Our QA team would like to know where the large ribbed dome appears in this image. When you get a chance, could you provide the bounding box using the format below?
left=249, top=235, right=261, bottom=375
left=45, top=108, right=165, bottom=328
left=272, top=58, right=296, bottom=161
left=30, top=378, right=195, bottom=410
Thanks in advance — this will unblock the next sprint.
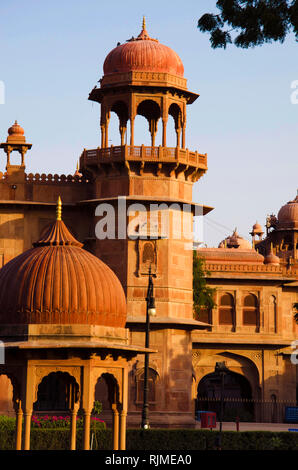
left=0, top=208, right=126, bottom=327
left=103, top=19, right=184, bottom=78
left=277, top=194, right=298, bottom=229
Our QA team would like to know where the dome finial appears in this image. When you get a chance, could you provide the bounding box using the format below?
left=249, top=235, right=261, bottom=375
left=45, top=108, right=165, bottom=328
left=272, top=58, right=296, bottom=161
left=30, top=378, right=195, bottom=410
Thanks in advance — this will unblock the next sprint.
left=56, top=196, right=62, bottom=221
left=134, top=15, right=153, bottom=41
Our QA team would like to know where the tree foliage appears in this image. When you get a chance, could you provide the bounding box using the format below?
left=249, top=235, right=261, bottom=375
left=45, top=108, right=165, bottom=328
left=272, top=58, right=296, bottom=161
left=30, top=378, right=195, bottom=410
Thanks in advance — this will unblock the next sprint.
left=193, top=252, right=216, bottom=317
left=198, top=0, right=298, bottom=48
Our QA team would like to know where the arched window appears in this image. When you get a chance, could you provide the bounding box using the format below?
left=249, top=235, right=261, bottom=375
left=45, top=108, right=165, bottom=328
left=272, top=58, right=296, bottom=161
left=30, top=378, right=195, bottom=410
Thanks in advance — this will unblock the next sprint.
left=269, top=295, right=277, bottom=333
left=218, top=293, right=234, bottom=326
left=136, top=368, right=158, bottom=403
left=196, top=307, right=212, bottom=325
left=243, top=294, right=259, bottom=326
left=142, top=242, right=155, bottom=265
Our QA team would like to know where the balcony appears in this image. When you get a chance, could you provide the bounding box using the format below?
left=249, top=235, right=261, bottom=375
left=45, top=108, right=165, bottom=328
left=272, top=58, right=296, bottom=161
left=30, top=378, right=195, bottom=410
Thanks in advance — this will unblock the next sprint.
left=80, top=145, right=207, bottom=181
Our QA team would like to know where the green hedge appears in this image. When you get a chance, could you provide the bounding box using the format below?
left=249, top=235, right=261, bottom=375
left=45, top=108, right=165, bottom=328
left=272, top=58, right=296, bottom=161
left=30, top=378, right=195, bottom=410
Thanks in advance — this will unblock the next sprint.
left=126, top=429, right=298, bottom=451
left=0, top=427, right=113, bottom=451
left=1, top=425, right=298, bottom=450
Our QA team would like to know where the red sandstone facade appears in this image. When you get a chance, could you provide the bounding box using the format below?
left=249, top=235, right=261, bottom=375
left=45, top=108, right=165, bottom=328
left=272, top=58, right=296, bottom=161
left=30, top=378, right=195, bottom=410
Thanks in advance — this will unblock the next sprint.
left=0, top=20, right=297, bottom=428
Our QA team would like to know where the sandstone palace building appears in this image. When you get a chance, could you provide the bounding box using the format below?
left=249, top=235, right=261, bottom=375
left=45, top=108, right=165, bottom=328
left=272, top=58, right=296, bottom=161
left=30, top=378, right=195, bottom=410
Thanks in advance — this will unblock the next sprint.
left=0, top=20, right=297, bottom=442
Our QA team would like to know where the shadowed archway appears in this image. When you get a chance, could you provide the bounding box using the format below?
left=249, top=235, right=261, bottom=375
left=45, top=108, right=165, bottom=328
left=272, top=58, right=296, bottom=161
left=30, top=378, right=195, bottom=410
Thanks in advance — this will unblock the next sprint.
left=197, top=369, right=254, bottom=421
left=34, top=371, right=79, bottom=412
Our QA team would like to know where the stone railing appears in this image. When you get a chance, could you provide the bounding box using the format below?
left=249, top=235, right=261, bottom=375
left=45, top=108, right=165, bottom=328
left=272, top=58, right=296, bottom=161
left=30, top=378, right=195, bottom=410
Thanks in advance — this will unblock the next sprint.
left=0, top=170, right=90, bottom=184
left=81, top=145, right=207, bottom=168
left=25, top=173, right=89, bottom=183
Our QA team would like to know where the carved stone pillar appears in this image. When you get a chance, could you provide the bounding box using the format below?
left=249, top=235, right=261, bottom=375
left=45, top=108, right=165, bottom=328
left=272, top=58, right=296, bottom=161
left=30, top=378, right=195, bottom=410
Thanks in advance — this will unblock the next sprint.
left=100, top=124, right=105, bottom=149
left=21, top=148, right=26, bottom=166
left=182, top=123, right=186, bottom=149
left=82, top=363, right=93, bottom=451
left=119, top=124, right=127, bottom=146
left=6, top=147, right=11, bottom=167
left=23, top=409, right=32, bottom=450
left=150, top=119, right=158, bottom=147
left=70, top=402, right=79, bottom=450
left=22, top=365, right=34, bottom=451
left=14, top=399, right=23, bottom=451
left=104, top=113, right=110, bottom=149
left=162, top=118, right=168, bottom=147
left=119, top=367, right=128, bottom=450
left=83, top=411, right=91, bottom=450
left=119, top=407, right=127, bottom=450
left=130, top=117, right=135, bottom=147
left=176, top=126, right=181, bottom=148
left=112, top=403, right=119, bottom=450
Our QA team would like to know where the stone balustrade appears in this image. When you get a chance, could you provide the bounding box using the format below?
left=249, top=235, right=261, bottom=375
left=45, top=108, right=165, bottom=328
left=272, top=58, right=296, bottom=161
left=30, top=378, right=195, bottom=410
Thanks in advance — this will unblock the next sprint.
left=80, top=145, right=207, bottom=169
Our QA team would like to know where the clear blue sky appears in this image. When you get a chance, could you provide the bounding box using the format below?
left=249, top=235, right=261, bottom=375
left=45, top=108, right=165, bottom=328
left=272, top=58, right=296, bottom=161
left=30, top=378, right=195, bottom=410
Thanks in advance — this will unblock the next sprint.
left=0, top=0, right=297, bottom=247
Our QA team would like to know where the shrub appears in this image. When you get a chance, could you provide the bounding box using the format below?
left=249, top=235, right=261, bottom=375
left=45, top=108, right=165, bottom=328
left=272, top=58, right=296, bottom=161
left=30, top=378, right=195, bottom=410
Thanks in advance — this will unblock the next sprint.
left=1, top=419, right=298, bottom=451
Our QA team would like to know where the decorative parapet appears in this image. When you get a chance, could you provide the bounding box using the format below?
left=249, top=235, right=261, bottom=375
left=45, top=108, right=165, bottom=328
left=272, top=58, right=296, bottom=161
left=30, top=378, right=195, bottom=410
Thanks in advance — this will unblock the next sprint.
left=205, top=262, right=283, bottom=274
left=0, top=171, right=90, bottom=184
left=25, top=173, right=89, bottom=184
left=80, top=145, right=207, bottom=181
left=204, top=262, right=298, bottom=281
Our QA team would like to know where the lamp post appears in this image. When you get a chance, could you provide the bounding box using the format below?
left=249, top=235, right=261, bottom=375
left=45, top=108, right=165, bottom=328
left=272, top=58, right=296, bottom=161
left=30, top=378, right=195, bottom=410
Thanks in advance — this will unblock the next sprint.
left=141, top=267, right=156, bottom=430
left=214, top=361, right=229, bottom=450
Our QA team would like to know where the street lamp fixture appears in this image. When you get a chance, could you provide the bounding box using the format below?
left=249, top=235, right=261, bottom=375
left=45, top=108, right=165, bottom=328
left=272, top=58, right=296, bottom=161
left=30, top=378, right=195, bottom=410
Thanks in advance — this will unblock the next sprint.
left=141, top=267, right=156, bottom=430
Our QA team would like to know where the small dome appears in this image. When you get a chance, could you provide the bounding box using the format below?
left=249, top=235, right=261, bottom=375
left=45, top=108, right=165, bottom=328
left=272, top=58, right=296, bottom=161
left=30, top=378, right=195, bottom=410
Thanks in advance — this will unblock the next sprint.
left=103, top=20, right=184, bottom=78
left=219, top=229, right=252, bottom=250
left=0, top=207, right=126, bottom=327
left=8, top=120, right=24, bottom=136
left=264, top=247, right=280, bottom=266
left=252, top=222, right=263, bottom=232
left=277, top=194, right=298, bottom=228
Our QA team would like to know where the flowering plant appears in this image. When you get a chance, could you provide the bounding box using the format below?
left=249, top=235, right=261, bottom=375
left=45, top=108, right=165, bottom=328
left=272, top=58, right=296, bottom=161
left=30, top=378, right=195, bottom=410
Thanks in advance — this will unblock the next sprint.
left=31, top=415, right=105, bottom=428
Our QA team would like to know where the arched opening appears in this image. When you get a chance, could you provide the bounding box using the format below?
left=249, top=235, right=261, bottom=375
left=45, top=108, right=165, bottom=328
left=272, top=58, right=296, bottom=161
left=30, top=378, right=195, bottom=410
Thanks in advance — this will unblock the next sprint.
left=133, top=115, right=152, bottom=146
left=94, top=373, right=119, bottom=428
left=135, top=367, right=158, bottom=405
left=269, top=295, right=277, bottom=333
left=243, top=294, right=259, bottom=327
left=0, top=374, right=14, bottom=416
left=110, top=100, right=129, bottom=146
left=108, top=111, right=121, bottom=147
left=196, top=369, right=254, bottom=421
left=168, top=103, right=182, bottom=148
left=135, top=100, right=161, bottom=147
left=218, top=293, right=235, bottom=328
left=34, top=372, right=79, bottom=412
